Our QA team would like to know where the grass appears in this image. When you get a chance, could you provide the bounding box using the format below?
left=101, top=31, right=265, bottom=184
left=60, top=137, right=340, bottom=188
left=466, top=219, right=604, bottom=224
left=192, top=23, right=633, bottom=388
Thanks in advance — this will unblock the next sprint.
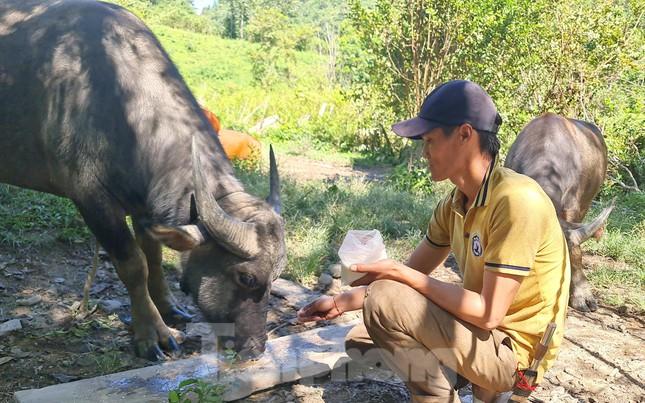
left=587, top=263, right=645, bottom=310
left=235, top=162, right=439, bottom=285
left=0, top=184, right=89, bottom=247
left=92, top=350, right=130, bottom=375
left=150, top=23, right=343, bottom=138
left=582, top=191, right=645, bottom=311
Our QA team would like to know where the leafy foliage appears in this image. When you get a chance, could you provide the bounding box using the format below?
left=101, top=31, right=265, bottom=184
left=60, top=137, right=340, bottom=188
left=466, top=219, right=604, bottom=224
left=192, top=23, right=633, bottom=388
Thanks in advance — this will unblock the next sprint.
left=168, top=379, right=225, bottom=403
left=342, top=0, right=644, bottom=188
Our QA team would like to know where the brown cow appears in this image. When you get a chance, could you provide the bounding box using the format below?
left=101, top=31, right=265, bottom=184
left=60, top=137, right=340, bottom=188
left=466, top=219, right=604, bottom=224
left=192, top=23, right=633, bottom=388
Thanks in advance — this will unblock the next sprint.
left=202, top=108, right=261, bottom=161
left=505, top=113, right=614, bottom=312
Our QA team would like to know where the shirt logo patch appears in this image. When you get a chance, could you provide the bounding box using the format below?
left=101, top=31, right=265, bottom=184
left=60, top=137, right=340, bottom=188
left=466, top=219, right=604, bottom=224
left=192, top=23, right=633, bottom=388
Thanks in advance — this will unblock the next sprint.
left=472, top=234, right=483, bottom=257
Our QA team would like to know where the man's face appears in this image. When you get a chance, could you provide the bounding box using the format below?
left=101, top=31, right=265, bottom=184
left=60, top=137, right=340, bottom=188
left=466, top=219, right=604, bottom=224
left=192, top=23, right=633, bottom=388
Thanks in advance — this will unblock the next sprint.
left=421, top=127, right=462, bottom=181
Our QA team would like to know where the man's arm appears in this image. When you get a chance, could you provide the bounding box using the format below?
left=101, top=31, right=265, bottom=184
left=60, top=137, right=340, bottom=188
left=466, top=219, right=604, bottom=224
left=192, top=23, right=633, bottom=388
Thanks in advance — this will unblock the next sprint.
left=402, top=267, right=522, bottom=330
left=405, top=238, right=451, bottom=275
left=351, top=258, right=523, bottom=330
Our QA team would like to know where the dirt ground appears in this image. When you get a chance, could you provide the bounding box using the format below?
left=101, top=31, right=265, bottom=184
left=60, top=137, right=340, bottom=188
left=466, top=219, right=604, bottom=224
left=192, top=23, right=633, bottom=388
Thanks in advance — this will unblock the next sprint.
left=1, top=154, right=643, bottom=403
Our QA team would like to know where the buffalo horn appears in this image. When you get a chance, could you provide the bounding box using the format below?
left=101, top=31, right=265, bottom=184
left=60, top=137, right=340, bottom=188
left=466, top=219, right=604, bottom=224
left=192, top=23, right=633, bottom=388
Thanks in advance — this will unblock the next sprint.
left=191, top=137, right=260, bottom=258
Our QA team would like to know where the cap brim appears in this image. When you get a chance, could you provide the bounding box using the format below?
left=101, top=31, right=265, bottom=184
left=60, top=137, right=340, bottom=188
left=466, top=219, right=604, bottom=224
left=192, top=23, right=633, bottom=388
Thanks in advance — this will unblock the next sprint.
left=391, top=117, right=441, bottom=139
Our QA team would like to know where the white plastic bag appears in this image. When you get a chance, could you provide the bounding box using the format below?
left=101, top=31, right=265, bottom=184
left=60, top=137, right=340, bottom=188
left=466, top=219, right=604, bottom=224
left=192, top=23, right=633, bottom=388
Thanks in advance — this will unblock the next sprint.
left=337, top=229, right=387, bottom=286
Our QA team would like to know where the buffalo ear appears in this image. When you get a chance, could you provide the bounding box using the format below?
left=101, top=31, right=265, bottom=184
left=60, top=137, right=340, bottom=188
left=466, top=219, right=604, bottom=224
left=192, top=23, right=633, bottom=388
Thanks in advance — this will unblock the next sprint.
left=147, top=224, right=207, bottom=251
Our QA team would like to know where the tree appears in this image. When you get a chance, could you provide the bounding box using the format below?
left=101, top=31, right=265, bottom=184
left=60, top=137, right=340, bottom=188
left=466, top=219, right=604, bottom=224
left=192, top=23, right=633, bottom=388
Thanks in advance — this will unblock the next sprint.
left=341, top=0, right=644, bottom=183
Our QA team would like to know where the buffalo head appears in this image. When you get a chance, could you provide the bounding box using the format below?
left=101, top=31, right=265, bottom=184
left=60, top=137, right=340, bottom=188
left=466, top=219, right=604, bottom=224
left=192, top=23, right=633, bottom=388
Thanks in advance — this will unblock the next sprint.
left=149, top=140, right=286, bottom=359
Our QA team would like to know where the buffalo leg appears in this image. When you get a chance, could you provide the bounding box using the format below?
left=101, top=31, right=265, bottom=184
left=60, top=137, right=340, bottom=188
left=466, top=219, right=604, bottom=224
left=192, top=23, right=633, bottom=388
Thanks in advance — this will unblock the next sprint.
left=568, top=241, right=598, bottom=312
left=132, top=219, right=193, bottom=324
left=75, top=203, right=180, bottom=360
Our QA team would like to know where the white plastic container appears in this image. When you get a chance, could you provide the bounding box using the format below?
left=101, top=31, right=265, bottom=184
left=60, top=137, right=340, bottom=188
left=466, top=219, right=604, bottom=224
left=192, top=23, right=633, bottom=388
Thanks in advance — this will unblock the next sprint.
left=337, top=229, right=387, bottom=286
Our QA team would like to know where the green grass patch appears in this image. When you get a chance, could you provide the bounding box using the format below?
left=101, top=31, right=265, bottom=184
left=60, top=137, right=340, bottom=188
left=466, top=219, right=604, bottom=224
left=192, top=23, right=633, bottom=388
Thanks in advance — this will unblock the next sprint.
left=583, top=192, right=644, bottom=267
left=92, top=350, right=130, bottom=375
left=235, top=163, right=439, bottom=285
left=168, top=379, right=226, bottom=403
left=41, top=317, right=113, bottom=339
left=582, top=191, right=644, bottom=310
left=587, top=263, right=645, bottom=311
left=0, top=184, right=90, bottom=247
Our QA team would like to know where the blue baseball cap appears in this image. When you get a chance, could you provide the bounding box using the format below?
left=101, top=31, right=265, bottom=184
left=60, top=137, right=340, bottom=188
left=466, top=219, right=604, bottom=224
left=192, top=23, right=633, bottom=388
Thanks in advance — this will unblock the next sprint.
left=392, top=80, right=502, bottom=139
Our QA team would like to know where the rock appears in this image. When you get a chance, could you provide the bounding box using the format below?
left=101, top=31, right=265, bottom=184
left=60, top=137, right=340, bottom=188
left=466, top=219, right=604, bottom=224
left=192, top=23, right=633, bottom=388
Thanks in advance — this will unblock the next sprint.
left=90, top=282, right=111, bottom=295
left=0, top=356, right=14, bottom=366
left=328, top=264, right=342, bottom=279
left=0, top=281, right=6, bottom=289
left=0, top=319, right=23, bottom=336
left=10, top=347, right=30, bottom=358
left=608, top=322, right=627, bottom=333
left=52, top=373, right=80, bottom=383
left=17, top=295, right=42, bottom=306
left=325, top=278, right=342, bottom=296
left=267, top=395, right=282, bottom=403
left=249, top=115, right=279, bottom=134
left=99, top=299, right=122, bottom=313
left=318, top=273, right=333, bottom=288
left=270, top=278, right=315, bottom=309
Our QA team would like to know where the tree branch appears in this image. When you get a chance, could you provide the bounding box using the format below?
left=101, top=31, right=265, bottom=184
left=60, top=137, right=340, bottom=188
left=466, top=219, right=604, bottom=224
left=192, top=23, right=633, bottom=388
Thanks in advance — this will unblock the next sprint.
left=609, top=156, right=641, bottom=192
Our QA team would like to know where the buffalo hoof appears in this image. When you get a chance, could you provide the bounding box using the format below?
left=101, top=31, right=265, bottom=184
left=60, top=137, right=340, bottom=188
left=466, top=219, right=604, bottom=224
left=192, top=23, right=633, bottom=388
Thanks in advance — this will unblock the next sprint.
left=166, top=336, right=182, bottom=359
left=161, top=306, right=194, bottom=325
left=118, top=312, right=132, bottom=327
left=570, top=292, right=598, bottom=312
left=135, top=342, right=166, bottom=362
left=134, top=334, right=183, bottom=361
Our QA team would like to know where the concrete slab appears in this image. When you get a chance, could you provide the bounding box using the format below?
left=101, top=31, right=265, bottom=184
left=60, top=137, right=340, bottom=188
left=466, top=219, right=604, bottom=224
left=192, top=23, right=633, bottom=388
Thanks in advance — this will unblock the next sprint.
left=14, top=320, right=359, bottom=403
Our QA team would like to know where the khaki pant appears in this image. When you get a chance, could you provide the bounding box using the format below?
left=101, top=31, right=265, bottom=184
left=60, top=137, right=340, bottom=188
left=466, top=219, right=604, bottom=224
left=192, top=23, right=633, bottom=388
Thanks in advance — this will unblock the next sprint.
left=345, top=280, right=517, bottom=403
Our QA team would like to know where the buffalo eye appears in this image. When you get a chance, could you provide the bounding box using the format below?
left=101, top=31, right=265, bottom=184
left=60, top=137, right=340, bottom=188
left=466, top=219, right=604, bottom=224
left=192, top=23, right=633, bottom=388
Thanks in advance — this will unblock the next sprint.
left=239, top=272, right=257, bottom=289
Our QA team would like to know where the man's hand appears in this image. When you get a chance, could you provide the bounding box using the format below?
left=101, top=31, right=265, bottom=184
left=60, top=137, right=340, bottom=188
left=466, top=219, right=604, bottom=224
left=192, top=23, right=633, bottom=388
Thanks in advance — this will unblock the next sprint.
left=297, top=287, right=368, bottom=323
left=297, top=296, right=342, bottom=322
left=349, top=259, right=410, bottom=287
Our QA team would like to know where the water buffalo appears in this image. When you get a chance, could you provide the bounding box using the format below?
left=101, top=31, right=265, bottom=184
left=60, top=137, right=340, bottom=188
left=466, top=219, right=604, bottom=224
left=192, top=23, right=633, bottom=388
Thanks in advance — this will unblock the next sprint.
left=505, top=113, right=613, bottom=312
left=0, top=0, right=286, bottom=360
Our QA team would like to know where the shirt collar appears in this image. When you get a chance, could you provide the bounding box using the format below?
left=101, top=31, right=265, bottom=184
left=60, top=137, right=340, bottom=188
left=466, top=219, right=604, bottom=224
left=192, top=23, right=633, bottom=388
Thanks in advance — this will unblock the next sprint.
left=451, top=155, right=497, bottom=214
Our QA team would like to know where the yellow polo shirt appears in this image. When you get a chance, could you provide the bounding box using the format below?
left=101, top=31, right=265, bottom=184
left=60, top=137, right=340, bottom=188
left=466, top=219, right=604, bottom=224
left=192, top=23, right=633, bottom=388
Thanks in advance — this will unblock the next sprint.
left=426, top=160, right=570, bottom=383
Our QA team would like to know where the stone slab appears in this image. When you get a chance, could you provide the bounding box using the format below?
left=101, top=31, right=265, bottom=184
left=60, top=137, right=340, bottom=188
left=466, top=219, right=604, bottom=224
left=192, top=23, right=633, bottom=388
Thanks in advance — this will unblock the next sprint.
left=0, top=319, right=22, bottom=336
left=14, top=320, right=359, bottom=403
